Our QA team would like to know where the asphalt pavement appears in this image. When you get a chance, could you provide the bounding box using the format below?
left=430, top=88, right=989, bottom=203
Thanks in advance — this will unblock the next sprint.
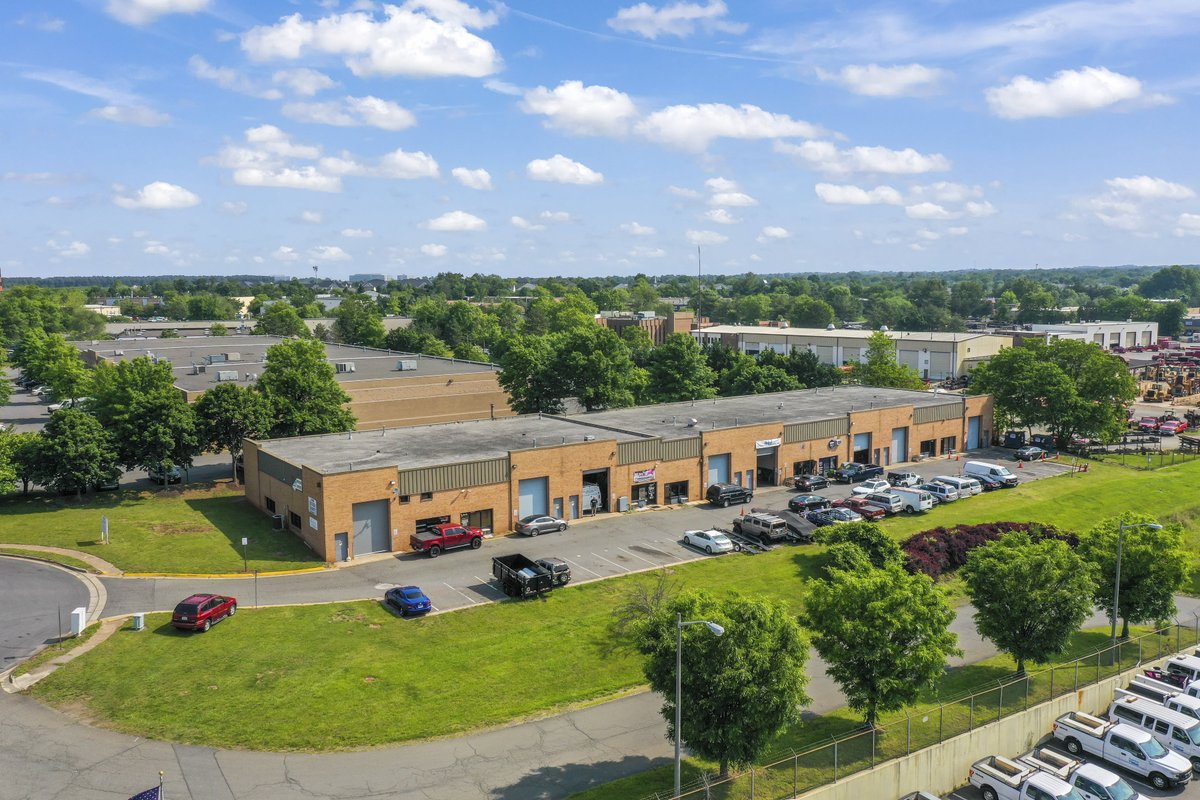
left=0, top=559, right=90, bottom=670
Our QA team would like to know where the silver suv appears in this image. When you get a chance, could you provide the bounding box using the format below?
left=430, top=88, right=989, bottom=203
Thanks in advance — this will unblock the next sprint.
left=732, top=512, right=789, bottom=544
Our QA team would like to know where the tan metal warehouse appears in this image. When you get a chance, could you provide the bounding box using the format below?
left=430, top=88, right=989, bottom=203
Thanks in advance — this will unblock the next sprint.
left=242, top=386, right=993, bottom=562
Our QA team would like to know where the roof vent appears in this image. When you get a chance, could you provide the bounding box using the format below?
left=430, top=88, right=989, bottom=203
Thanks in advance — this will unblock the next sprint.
left=583, top=435, right=595, bottom=441
left=880, top=325, right=889, bottom=332
left=826, top=323, right=835, bottom=331
left=686, top=418, right=698, bottom=427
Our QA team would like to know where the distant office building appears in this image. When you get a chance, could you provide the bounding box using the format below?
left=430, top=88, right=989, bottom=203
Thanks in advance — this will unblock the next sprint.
left=83, top=304, right=122, bottom=318
left=349, top=273, right=389, bottom=283
left=597, top=310, right=697, bottom=345
left=1014, top=321, right=1158, bottom=349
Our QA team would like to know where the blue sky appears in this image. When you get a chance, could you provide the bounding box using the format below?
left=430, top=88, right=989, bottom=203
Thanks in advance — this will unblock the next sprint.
left=4, top=0, right=1200, bottom=279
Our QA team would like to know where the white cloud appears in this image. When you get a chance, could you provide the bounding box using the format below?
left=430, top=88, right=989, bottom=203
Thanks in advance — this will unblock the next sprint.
left=704, top=208, right=738, bottom=224
left=310, top=244, right=351, bottom=261
left=520, top=80, right=637, bottom=136
left=422, top=210, right=486, bottom=231
left=511, top=216, right=545, bottom=231
left=188, top=55, right=282, bottom=99
left=106, top=0, right=208, bottom=26
left=906, top=202, right=958, bottom=220
left=87, top=105, right=170, bottom=127
left=272, top=68, right=338, bottom=96
left=47, top=239, right=90, bottom=257
left=282, top=95, right=417, bottom=131
left=758, top=226, right=790, bottom=241
left=1106, top=176, right=1194, bottom=200
left=483, top=78, right=522, bottom=96
left=113, top=181, right=200, bottom=210
left=965, top=201, right=997, bottom=218
left=237, top=167, right=342, bottom=192
left=300, top=210, right=324, bottom=223
left=637, top=103, right=822, bottom=152
left=705, top=177, right=739, bottom=193
left=710, top=191, right=757, bottom=207
left=451, top=167, right=493, bottom=190
left=1175, top=214, right=1200, bottom=237
left=668, top=185, right=702, bottom=199
left=776, top=140, right=950, bottom=175
left=814, top=183, right=903, bottom=205
left=686, top=229, right=728, bottom=245
left=819, top=63, right=946, bottom=97
left=420, top=243, right=448, bottom=257
left=241, top=3, right=501, bottom=79
left=219, top=201, right=247, bottom=215
left=620, top=221, right=656, bottom=235
left=985, top=67, right=1146, bottom=119
left=539, top=210, right=571, bottom=222
left=916, top=229, right=941, bottom=241
left=16, top=14, right=66, bottom=32
left=630, top=245, right=666, bottom=258
left=320, top=148, right=440, bottom=180
left=608, top=0, right=746, bottom=39
left=910, top=182, right=984, bottom=203
left=948, top=226, right=969, bottom=236
left=272, top=245, right=299, bottom=261
left=341, top=227, right=374, bottom=238
left=526, top=154, right=604, bottom=185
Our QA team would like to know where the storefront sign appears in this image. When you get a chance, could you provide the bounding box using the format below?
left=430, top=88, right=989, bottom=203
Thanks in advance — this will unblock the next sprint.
left=633, top=467, right=657, bottom=483
left=755, top=438, right=782, bottom=449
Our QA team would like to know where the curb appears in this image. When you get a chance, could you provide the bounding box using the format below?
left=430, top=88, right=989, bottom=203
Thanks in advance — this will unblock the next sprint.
left=122, top=565, right=330, bottom=579
left=0, top=552, right=95, bottom=574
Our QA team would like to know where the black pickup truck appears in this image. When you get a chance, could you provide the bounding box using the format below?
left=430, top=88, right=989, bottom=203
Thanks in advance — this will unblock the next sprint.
left=492, top=554, right=572, bottom=598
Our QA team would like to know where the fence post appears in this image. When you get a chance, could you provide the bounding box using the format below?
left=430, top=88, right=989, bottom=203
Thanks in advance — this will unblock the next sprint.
left=939, top=703, right=944, bottom=743
left=871, top=727, right=876, bottom=767
left=1074, top=658, right=1079, bottom=691
left=999, top=681, right=1004, bottom=721
left=1096, top=650, right=1101, bottom=685
left=1024, top=674, right=1030, bottom=711
left=793, top=751, right=798, bottom=797
left=834, top=738, right=839, bottom=782
left=907, top=712, right=912, bottom=755
left=1050, top=665, right=1055, bottom=699
left=969, top=694, right=974, bottom=731
left=750, top=767, right=755, bottom=800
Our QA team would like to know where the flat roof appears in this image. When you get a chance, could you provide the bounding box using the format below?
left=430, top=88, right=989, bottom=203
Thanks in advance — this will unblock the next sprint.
left=257, top=385, right=965, bottom=472
left=695, top=325, right=1007, bottom=343
left=74, top=335, right=496, bottom=392
left=257, top=413, right=647, bottom=473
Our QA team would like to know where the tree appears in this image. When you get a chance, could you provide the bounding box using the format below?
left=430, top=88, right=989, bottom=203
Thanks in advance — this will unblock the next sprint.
left=194, top=383, right=273, bottom=483
left=498, top=335, right=566, bottom=414
left=718, top=356, right=801, bottom=396
left=1078, top=514, right=1189, bottom=639
left=332, top=295, right=386, bottom=347
left=850, top=331, right=925, bottom=390
left=552, top=326, right=646, bottom=411
left=6, top=431, right=40, bottom=494
left=632, top=591, right=810, bottom=777
left=38, top=334, right=91, bottom=400
left=256, top=338, right=356, bottom=438
left=90, top=356, right=198, bottom=472
left=159, top=328, right=180, bottom=339
left=962, top=532, right=1095, bottom=674
left=788, top=296, right=835, bottom=328
left=757, top=349, right=843, bottom=388
left=29, top=409, right=120, bottom=498
left=645, top=333, right=716, bottom=403
left=258, top=303, right=309, bottom=337
left=384, top=327, right=454, bottom=357
left=805, top=563, right=959, bottom=727
left=209, top=322, right=229, bottom=336
left=817, top=521, right=903, bottom=570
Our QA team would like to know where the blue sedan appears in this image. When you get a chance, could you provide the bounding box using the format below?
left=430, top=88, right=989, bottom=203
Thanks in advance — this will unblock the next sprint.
left=384, top=585, right=432, bottom=616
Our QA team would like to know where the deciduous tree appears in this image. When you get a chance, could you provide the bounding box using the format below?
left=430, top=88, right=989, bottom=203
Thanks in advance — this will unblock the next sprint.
left=817, top=521, right=903, bottom=571
left=850, top=331, right=926, bottom=390
left=256, top=338, right=356, bottom=438
left=257, top=303, right=309, bottom=337
left=194, top=383, right=273, bottom=482
left=29, top=409, right=120, bottom=498
left=645, top=333, right=716, bottom=403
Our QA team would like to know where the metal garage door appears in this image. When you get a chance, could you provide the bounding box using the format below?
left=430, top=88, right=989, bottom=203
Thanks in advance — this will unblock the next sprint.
left=898, top=349, right=920, bottom=370
left=351, top=500, right=390, bottom=557
left=929, top=352, right=952, bottom=380
left=518, top=477, right=549, bottom=517
left=891, top=427, right=908, bottom=462
left=707, top=453, right=730, bottom=486
left=967, top=416, right=981, bottom=450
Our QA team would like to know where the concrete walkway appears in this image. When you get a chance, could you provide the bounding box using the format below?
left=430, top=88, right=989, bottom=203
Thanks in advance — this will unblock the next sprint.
left=0, top=543, right=122, bottom=575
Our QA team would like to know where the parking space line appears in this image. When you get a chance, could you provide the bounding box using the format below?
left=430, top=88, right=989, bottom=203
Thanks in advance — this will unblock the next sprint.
left=591, top=552, right=629, bottom=573
left=443, top=582, right=480, bottom=605
left=563, top=558, right=602, bottom=578
left=472, top=576, right=505, bottom=596
left=637, top=542, right=677, bottom=558
left=616, top=547, right=662, bottom=567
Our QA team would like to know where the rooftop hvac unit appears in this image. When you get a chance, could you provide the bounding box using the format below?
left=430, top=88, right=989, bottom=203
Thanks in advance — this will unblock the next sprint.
left=114, top=350, right=125, bottom=356
left=335, top=362, right=356, bottom=373
left=215, top=370, right=238, bottom=382
left=223, top=352, right=241, bottom=361
left=583, top=435, right=595, bottom=441
left=207, top=353, right=227, bottom=364
left=396, top=359, right=418, bottom=371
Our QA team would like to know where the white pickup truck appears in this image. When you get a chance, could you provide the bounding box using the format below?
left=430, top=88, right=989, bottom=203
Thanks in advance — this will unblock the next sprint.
left=1017, top=747, right=1144, bottom=800
left=1053, top=710, right=1192, bottom=790
left=967, top=755, right=1080, bottom=800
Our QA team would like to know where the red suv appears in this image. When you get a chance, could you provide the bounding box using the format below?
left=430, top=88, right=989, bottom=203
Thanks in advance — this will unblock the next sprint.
left=172, top=593, right=237, bottom=632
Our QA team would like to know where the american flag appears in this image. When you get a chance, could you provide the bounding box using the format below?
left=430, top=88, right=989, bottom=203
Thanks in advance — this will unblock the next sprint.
left=127, top=787, right=160, bottom=800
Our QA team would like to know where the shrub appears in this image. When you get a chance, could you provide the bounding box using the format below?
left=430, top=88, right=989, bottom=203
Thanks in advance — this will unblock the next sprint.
left=901, top=521, right=1074, bottom=578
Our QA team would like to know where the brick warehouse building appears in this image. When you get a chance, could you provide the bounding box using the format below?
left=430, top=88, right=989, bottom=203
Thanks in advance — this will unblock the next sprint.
left=243, top=386, right=993, bottom=562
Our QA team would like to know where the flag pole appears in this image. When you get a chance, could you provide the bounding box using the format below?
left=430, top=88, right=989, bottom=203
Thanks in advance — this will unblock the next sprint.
left=159, top=770, right=164, bottom=800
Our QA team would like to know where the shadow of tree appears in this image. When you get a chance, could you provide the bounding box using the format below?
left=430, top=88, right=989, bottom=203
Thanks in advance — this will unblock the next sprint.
left=491, top=755, right=668, bottom=800
left=184, top=496, right=318, bottom=566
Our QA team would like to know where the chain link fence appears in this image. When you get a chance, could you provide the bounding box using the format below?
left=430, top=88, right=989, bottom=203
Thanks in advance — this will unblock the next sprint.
left=644, top=615, right=1200, bottom=800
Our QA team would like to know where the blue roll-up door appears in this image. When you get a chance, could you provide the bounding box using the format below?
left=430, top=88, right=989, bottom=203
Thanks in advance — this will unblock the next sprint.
left=967, top=416, right=981, bottom=450
left=853, top=433, right=870, bottom=451
left=891, top=427, right=908, bottom=462
left=707, top=453, right=730, bottom=486
left=518, top=477, right=549, bottom=517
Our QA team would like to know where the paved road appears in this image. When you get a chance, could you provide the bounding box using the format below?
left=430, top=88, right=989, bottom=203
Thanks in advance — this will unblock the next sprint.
left=0, top=559, right=90, bottom=671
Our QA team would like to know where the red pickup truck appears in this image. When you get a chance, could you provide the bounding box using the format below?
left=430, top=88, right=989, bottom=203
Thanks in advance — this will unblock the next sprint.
left=409, top=523, right=484, bottom=558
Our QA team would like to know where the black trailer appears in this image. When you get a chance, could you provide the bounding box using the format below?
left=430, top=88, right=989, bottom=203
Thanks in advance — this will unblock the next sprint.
left=492, top=553, right=555, bottom=598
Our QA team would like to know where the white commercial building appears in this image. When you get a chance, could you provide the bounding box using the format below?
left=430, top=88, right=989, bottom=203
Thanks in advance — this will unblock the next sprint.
left=1024, top=321, right=1157, bottom=349
left=693, top=325, right=1014, bottom=381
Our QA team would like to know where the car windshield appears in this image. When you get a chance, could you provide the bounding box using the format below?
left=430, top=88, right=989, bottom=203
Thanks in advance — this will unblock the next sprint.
left=1104, top=777, right=1137, bottom=800
left=1142, top=735, right=1169, bottom=756
left=1055, top=789, right=1084, bottom=800
left=1188, top=725, right=1200, bottom=746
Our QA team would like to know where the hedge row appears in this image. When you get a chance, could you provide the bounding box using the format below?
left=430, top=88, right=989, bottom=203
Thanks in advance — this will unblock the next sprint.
left=901, top=521, right=1077, bottom=579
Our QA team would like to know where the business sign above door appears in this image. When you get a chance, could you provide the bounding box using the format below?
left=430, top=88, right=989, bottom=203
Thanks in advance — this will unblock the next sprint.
left=755, top=438, right=782, bottom=449
left=633, top=467, right=657, bottom=484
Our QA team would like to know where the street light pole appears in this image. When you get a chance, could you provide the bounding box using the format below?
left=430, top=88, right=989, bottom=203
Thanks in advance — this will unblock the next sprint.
left=1112, top=521, right=1163, bottom=652
left=675, top=613, right=725, bottom=799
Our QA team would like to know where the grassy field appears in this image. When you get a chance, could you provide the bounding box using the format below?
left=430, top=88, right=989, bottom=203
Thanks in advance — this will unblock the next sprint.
left=26, top=459, right=1200, bottom=754
left=10, top=622, right=102, bottom=679
left=0, top=484, right=319, bottom=574
left=0, top=546, right=98, bottom=573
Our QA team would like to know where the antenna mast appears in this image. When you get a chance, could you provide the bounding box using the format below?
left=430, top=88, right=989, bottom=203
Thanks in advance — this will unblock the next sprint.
left=696, top=246, right=702, bottom=334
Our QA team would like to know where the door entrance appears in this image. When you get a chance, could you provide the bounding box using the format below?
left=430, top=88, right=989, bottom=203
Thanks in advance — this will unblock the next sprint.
left=351, top=500, right=390, bottom=556
left=632, top=482, right=657, bottom=506
left=553, top=497, right=564, bottom=519
left=334, top=532, right=348, bottom=562
left=755, top=446, right=778, bottom=486
left=569, top=495, right=579, bottom=519
left=582, top=468, right=610, bottom=514
left=967, top=416, right=982, bottom=450
left=853, top=432, right=871, bottom=464
left=518, top=477, right=549, bottom=517
left=707, top=453, right=731, bottom=486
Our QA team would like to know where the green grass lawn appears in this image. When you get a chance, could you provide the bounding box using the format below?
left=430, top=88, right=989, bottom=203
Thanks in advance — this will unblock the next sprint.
left=26, top=458, right=1200, bottom=755
left=0, top=546, right=98, bottom=573
left=0, top=485, right=319, bottom=574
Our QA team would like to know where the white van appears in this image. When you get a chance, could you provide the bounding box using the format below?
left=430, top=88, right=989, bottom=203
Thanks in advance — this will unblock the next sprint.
left=891, top=486, right=934, bottom=513
left=1167, top=654, right=1200, bottom=684
left=963, top=460, right=1019, bottom=488
left=1109, top=695, right=1200, bottom=766
left=933, top=475, right=983, bottom=496
left=1116, top=686, right=1200, bottom=722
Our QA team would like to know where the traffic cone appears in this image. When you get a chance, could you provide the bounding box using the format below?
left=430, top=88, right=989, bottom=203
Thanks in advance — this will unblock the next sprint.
left=1018, top=460, right=1023, bottom=469
left=1041, top=452, right=1046, bottom=461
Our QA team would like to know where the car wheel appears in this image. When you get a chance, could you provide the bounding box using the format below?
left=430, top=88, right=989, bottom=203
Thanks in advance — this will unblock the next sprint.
left=1150, top=772, right=1169, bottom=790
left=428, top=545, right=441, bottom=558
left=722, top=499, right=730, bottom=508
left=201, top=619, right=211, bottom=632
left=470, top=537, right=482, bottom=549
left=558, top=523, right=567, bottom=532
left=228, top=603, right=236, bottom=617
left=1063, top=737, right=1082, bottom=755
left=529, top=529, right=538, bottom=537
left=980, top=787, right=998, bottom=800
left=706, top=545, right=714, bottom=554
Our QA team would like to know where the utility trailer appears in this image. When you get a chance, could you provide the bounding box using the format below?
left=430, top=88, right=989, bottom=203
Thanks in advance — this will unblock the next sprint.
left=492, top=553, right=562, bottom=598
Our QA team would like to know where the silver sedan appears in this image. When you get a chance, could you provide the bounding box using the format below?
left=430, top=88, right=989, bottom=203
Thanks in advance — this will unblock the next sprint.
left=515, top=514, right=568, bottom=536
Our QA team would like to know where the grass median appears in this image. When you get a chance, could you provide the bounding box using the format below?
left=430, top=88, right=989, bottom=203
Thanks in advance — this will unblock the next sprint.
left=0, top=547, right=98, bottom=573
left=26, top=458, right=1200, bottom=754
left=0, top=484, right=319, bottom=574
